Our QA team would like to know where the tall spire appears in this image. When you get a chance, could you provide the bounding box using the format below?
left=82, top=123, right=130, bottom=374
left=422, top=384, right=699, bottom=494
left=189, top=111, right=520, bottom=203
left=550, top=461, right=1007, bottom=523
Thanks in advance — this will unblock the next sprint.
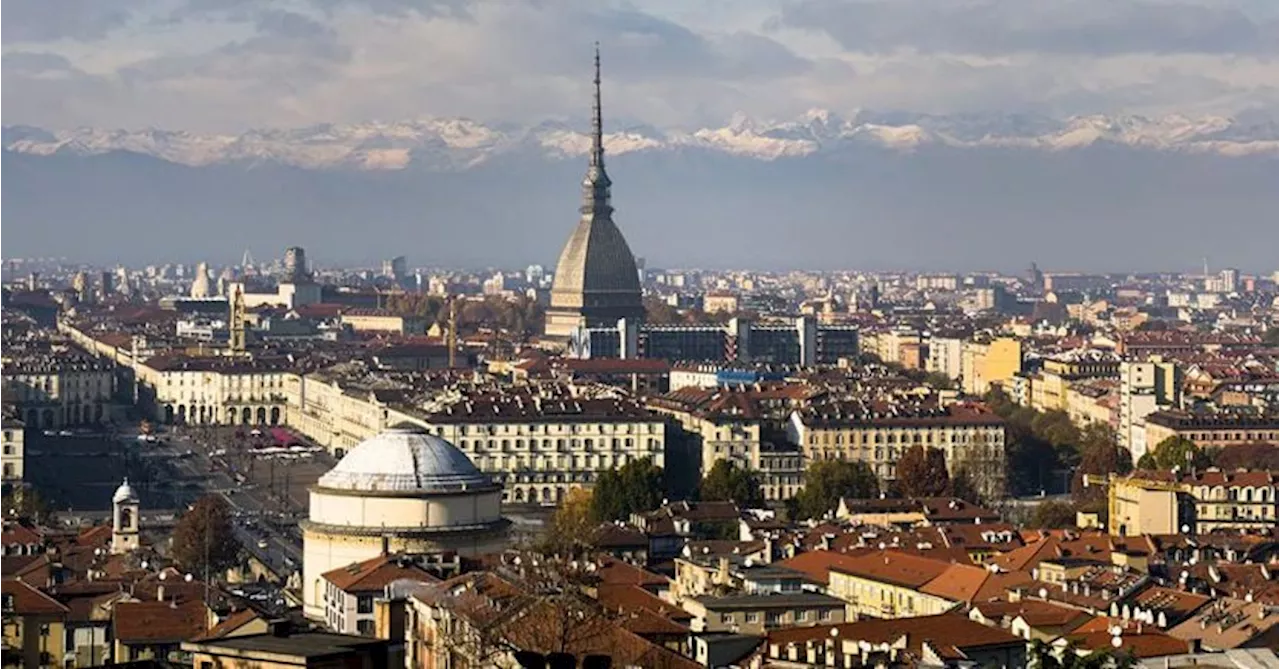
left=591, top=41, right=604, bottom=168
left=581, top=42, right=613, bottom=218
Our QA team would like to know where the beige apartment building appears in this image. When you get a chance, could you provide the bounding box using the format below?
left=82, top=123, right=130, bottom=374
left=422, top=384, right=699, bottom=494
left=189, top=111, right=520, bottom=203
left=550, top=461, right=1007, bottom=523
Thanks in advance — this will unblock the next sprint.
left=960, top=337, right=1022, bottom=396
left=135, top=355, right=294, bottom=426
left=1106, top=469, right=1278, bottom=536
left=2, top=418, right=25, bottom=484
left=1, top=354, right=115, bottom=429
left=1142, top=411, right=1278, bottom=451
left=787, top=404, right=1007, bottom=500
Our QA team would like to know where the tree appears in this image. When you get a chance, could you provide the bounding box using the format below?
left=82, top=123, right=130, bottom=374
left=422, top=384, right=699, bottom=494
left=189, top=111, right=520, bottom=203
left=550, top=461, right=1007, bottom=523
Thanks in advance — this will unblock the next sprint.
left=1212, top=442, right=1279, bottom=471
left=1137, top=436, right=1210, bottom=471
left=590, top=458, right=663, bottom=522
left=792, top=460, right=878, bottom=520
left=171, top=494, right=240, bottom=578
left=895, top=445, right=951, bottom=498
left=1029, top=501, right=1077, bottom=529
left=1028, top=639, right=1137, bottom=669
left=922, top=371, right=956, bottom=390
left=543, top=487, right=598, bottom=556
left=1073, top=423, right=1132, bottom=502
left=698, top=460, right=765, bottom=508
left=3, top=487, right=53, bottom=524
left=950, top=468, right=983, bottom=505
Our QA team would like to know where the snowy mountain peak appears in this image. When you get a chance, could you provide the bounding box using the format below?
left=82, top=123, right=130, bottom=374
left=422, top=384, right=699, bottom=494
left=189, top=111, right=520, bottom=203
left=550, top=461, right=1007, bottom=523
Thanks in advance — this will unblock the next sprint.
left=4, top=111, right=1275, bottom=171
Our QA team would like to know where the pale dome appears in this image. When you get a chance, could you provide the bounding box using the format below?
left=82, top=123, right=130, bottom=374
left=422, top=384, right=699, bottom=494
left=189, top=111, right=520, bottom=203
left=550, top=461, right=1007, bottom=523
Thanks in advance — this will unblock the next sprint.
left=317, top=425, right=491, bottom=494
left=113, top=479, right=138, bottom=503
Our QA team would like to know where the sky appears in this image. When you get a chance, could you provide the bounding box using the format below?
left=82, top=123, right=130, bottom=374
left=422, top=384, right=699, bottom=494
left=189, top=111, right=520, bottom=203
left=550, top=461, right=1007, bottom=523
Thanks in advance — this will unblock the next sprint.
left=3, top=0, right=1278, bottom=132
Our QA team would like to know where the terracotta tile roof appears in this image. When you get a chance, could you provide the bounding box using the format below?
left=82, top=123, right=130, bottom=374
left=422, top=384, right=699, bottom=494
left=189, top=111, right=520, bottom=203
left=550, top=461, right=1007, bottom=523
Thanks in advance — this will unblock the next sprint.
left=112, top=599, right=209, bottom=644
left=1, top=554, right=52, bottom=584
left=920, top=564, right=1032, bottom=604
left=594, top=557, right=669, bottom=589
left=1129, top=584, right=1212, bottom=623
left=196, top=609, right=264, bottom=640
left=500, top=599, right=700, bottom=669
left=617, top=608, right=690, bottom=637
left=1, top=579, right=68, bottom=616
left=971, top=599, right=1090, bottom=628
left=596, top=584, right=690, bottom=622
left=1, top=522, right=43, bottom=546
left=777, top=550, right=866, bottom=586
left=1065, top=630, right=1189, bottom=658
left=1168, top=596, right=1280, bottom=651
left=320, top=554, right=440, bottom=593
left=830, top=550, right=953, bottom=589
left=766, top=613, right=1022, bottom=658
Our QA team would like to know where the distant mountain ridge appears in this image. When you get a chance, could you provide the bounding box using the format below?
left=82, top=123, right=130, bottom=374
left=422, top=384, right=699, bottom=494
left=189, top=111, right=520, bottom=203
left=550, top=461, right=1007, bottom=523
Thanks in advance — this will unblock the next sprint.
left=5, top=109, right=1276, bottom=171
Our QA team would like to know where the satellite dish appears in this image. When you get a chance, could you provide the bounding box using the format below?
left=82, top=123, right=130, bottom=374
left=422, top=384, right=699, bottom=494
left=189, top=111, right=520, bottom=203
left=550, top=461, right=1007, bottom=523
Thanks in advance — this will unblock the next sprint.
left=1111, top=636, right=1123, bottom=648
left=1038, top=588, right=1048, bottom=599
left=184, top=574, right=194, bottom=582
left=1181, top=524, right=1190, bottom=533
left=159, top=572, right=168, bottom=581
left=830, top=628, right=840, bottom=638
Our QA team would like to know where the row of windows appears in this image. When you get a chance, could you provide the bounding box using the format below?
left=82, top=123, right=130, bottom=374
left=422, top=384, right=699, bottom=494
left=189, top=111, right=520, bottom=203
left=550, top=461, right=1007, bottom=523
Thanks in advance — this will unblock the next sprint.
left=456, top=437, right=661, bottom=453
left=455, top=422, right=659, bottom=437
left=721, top=609, right=835, bottom=626
left=807, top=429, right=1003, bottom=446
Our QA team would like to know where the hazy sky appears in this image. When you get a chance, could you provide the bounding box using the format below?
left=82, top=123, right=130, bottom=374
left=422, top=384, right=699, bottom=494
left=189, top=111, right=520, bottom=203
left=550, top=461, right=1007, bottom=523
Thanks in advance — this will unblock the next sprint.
left=4, top=0, right=1277, bottom=132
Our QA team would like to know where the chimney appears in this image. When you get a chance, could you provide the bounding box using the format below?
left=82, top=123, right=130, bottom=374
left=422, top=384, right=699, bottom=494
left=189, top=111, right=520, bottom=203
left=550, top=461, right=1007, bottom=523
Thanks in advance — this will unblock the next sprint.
left=717, top=557, right=730, bottom=585
left=269, top=619, right=292, bottom=638
left=156, top=585, right=165, bottom=602
left=381, top=534, right=391, bottom=556
left=763, top=536, right=775, bottom=564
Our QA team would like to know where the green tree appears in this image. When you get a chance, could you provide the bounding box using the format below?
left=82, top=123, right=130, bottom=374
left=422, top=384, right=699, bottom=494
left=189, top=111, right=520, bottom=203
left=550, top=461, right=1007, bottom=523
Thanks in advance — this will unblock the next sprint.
left=171, top=494, right=240, bottom=579
left=922, top=371, right=956, bottom=390
left=950, top=467, right=983, bottom=505
left=698, top=460, right=765, bottom=508
left=1137, top=436, right=1210, bottom=471
left=1029, top=501, right=1078, bottom=529
left=793, top=460, right=878, bottom=520
left=591, top=457, right=664, bottom=522
left=1028, top=639, right=1137, bottom=669
left=895, top=445, right=951, bottom=498
left=2, top=487, right=52, bottom=524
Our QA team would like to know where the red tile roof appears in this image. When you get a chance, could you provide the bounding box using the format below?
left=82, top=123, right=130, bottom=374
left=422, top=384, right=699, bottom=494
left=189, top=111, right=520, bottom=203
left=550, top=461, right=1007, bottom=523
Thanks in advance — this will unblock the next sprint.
left=1, top=579, right=68, bottom=616
left=321, top=554, right=440, bottom=593
left=112, top=599, right=208, bottom=643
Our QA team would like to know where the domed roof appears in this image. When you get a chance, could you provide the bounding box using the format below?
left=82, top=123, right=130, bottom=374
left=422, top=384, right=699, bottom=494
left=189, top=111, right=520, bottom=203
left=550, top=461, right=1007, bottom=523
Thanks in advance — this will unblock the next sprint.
left=317, top=425, right=492, bottom=494
left=113, top=479, right=138, bottom=503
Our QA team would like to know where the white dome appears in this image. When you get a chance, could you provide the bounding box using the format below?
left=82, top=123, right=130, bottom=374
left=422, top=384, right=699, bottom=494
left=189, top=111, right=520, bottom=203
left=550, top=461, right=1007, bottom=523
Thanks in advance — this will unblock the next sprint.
left=317, top=425, right=492, bottom=494
left=113, top=479, right=138, bottom=503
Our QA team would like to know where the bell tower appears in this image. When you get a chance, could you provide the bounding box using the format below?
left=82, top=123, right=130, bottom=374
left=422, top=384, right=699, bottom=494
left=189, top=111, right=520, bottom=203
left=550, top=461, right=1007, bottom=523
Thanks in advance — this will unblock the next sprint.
left=111, top=479, right=141, bottom=554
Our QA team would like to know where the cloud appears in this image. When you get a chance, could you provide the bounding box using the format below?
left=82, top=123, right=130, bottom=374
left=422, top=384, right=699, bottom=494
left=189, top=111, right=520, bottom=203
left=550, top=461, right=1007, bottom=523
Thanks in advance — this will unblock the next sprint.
left=778, top=0, right=1278, bottom=56
left=0, top=0, right=1275, bottom=132
left=2, top=52, right=76, bottom=75
left=2, top=0, right=146, bottom=42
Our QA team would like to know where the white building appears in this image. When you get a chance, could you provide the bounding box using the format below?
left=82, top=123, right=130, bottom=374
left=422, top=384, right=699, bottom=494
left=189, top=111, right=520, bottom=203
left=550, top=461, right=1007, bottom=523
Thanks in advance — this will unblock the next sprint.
left=1118, top=359, right=1182, bottom=459
left=301, top=425, right=509, bottom=620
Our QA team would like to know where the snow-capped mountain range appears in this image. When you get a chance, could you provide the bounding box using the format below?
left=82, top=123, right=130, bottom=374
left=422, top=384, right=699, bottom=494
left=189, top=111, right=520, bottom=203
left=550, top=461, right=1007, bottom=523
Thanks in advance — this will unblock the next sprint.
left=4, top=110, right=1276, bottom=171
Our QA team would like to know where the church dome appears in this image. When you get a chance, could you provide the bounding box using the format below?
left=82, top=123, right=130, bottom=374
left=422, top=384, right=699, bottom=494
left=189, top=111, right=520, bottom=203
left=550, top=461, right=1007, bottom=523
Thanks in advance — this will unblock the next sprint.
left=113, top=479, right=138, bottom=503
left=317, top=425, right=491, bottom=494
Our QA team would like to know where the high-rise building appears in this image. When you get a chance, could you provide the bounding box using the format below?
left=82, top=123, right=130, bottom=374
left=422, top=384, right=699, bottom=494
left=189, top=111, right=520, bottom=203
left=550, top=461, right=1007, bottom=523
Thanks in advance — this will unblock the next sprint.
left=283, top=246, right=311, bottom=284
left=544, top=46, right=644, bottom=341
left=383, top=256, right=407, bottom=281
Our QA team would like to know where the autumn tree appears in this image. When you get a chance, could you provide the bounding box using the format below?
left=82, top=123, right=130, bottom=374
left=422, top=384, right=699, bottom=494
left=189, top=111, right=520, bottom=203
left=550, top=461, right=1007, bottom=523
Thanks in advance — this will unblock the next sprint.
left=171, top=494, right=240, bottom=578
left=698, top=460, right=765, bottom=508
left=2, top=487, right=52, bottom=524
left=1029, top=501, right=1078, bottom=529
left=1137, top=436, right=1210, bottom=471
left=895, top=445, right=952, bottom=499
left=542, top=487, right=598, bottom=556
left=590, top=458, right=663, bottom=522
left=1073, top=423, right=1132, bottom=502
left=792, top=460, right=878, bottom=520
left=1212, top=442, right=1279, bottom=471
left=950, top=468, right=983, bottom=505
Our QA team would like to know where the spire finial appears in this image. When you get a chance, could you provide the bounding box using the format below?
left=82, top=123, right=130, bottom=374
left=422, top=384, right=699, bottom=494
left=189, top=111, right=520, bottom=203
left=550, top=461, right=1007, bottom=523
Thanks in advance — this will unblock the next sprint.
left=591, top=42, right=604, bottom=167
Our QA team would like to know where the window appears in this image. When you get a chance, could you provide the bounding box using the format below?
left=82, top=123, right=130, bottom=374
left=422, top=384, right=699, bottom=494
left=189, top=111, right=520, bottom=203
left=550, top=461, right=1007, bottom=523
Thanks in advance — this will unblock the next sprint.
left=765, top=611, right=783, bottom=626
left=820, top=610, right=833, bottom=622
left=356, top=619, right=376, bottom=636
left=357, top=595, right=374, bottom=614
left=745, top=612, right=760, bottom=623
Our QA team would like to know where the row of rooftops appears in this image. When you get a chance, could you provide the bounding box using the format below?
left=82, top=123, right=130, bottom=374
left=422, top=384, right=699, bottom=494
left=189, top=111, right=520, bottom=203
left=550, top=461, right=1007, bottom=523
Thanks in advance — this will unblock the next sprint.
left=1145, top=409, right=1279, bottom=430
left=797, top=401, right=1006, bottom=428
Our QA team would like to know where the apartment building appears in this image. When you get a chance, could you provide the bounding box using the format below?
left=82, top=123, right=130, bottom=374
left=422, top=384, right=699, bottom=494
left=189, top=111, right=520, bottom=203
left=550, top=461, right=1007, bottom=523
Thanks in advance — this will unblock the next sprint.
left=1106, top=469, right=1278, bottom=536
left=1, top=349, right=116, bottom=429
left=2, top=417, right=24, bottom=485
left=1118, top=358, right=1183, bottom=458
left=788, top=403, right=1007, bottom=501
left=1143, top=411, right=1278, bottom=451
left=960, top=337, right=1022, bottom=396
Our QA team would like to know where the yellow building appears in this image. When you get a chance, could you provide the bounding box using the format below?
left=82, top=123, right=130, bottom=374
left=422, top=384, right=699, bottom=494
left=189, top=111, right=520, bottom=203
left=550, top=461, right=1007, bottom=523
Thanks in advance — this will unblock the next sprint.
left=703, top=293, right=740, bottom=314
left=1105, top=469, right=1278, bottom=536
left=961, top=337, right=1022, bottom=396
left=826, top=551, right=967, bottom=619
left=137, top=355, right=293, bottom=426
left=2, top=580, right=70, bottom=669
